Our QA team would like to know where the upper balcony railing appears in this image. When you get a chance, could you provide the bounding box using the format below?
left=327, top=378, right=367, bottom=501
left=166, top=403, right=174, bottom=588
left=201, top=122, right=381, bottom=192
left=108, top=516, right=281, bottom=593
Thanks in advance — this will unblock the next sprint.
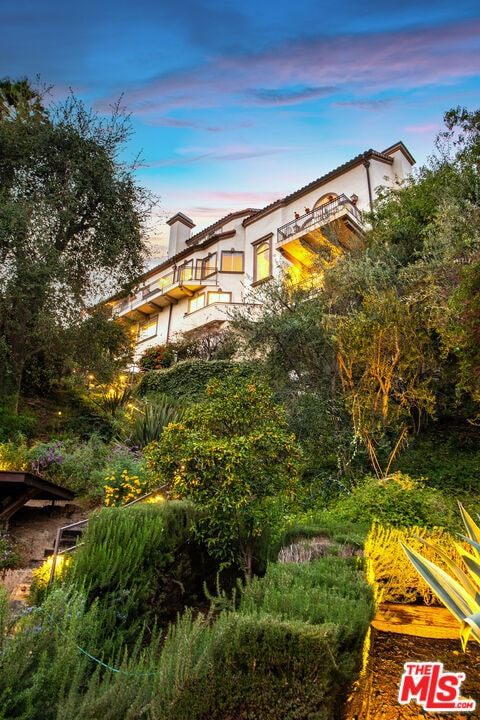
left=115, top=264, right=218, bottom=315
left=277, top=194, right=363, bottom=245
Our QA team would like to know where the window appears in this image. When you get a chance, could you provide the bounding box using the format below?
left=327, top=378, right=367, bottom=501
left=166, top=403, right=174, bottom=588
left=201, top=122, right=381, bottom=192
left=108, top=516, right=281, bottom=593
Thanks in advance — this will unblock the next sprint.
left=157, top=271, right=174, bottom=291
left=178, top=262, right=193, bottom=284
left=207, top=291, right=231, bottom=304
left=188, top=294, right=205, bottom=313
left=197, top=253, right=217, bottom=279
left=221, top=250, right=244, bottom=272
left=138, top=316, right=158, bottom=342
left=253, top=236, right=272, bottom=282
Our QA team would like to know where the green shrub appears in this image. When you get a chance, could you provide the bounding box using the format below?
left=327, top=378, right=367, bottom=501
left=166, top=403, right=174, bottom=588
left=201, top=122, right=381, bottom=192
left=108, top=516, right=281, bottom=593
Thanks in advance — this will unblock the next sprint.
left=155, top=555, right=374, bottom=720
left=393, top=428, right=480, bottom=494
left=0, top=406, right=36, bottom=441
left=0, top=587, right=131, bottom=720
left=66, top=501, right=221, bottom=639
left=165, top=613, right=362, bottom=720
left=145, top=375, right=301, bottom=577
left=0, top=439, right=30, bottom=471
left=2, top=537, right=374, bottom=719
left=137, top=359, right=256, bottom=401
left=138, top=344, right=175, bottom=372
left=324, top=472, right=458, bottom=530
left=0, top=533, right=20, bottom=573
left=240, top=556, right=374, bottom=637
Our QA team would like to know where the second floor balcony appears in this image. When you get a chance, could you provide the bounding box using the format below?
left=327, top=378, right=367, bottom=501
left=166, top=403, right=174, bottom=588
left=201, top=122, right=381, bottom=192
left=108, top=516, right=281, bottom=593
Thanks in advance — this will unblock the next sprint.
left=277, top=194, right=364, bottom=269
left=114, top=263, right=218, bottom=319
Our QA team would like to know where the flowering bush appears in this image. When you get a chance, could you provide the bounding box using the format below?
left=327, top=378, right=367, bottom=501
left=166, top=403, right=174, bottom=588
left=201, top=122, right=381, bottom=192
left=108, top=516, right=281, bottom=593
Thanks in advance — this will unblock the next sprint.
left=138, top=344, right=175, bottom=372
left=28, top=440, right=65, bottom=479
left=0, top=440, right=29, bottom=471
left=0, top=534, right=20, bottom=576
left=104, top=468, right=153, bottom=506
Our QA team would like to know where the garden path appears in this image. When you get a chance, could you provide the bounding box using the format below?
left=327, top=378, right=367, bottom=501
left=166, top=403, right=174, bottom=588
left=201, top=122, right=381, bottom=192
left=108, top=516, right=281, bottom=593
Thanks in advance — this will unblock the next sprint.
left=2, top=501, right=88, bottom=598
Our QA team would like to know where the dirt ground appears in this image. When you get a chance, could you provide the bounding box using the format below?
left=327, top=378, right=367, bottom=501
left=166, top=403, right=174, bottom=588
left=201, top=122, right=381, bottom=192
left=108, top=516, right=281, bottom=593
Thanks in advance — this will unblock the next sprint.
left=344, top=625, right=480, bottom=719
left=2, top=501, right=89, bottom=594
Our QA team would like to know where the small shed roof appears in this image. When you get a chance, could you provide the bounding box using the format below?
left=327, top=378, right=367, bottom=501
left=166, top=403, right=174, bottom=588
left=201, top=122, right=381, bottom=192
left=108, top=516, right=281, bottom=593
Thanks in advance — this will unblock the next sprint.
left=0, top=470, right=75, bottom=525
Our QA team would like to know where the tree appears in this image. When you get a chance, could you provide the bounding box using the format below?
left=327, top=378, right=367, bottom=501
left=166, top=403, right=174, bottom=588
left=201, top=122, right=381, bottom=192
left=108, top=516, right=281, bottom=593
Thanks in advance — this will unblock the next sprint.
left=0, top=78, right=151, bottom=410
left=144, top=375, right=301, bottom=577
left=334, top=290, right=438, bottom=475
left=229, top=273, right=357, bottom=481
left=230, top=108, right=480, bottom=481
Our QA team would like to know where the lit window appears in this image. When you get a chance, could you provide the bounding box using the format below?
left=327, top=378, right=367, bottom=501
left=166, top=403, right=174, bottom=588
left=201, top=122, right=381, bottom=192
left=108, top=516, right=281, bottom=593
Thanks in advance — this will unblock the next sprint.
left=207, top=291, right=231, bottom=304
left=197, top=253, right=217, bottom=279
left=188, top=294, right=205, bottom=313
left=157, top=271, right=174, bottom=291
left=178, top=262, right=193, bottom=283
left=138, top=316, right=158, bottom=342
left=253, top=237, right=271, bottom=282
left=221, top=251, right=244, bottom=272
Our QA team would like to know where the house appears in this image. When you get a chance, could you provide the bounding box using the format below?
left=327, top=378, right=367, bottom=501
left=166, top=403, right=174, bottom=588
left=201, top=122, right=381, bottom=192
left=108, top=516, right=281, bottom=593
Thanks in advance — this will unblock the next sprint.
left=109, top=142, right=414, bottom=362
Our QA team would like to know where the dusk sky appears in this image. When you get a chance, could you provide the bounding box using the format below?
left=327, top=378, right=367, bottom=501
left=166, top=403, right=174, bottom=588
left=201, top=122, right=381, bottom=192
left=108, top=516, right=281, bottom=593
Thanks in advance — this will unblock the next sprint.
left=2, top=0, right=480, bottom=259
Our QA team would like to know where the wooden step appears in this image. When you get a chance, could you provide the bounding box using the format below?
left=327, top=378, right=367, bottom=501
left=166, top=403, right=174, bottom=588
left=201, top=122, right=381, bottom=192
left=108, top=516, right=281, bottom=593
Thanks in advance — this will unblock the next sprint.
left=372, top=603, right=460, bottom=639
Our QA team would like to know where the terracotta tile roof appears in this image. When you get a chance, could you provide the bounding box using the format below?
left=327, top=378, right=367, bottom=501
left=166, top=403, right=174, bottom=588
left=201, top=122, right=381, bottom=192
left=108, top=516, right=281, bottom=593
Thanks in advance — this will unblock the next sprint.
left=242, top=142, right=414, bottom=226
left=185, top=208, right=260, bottom=245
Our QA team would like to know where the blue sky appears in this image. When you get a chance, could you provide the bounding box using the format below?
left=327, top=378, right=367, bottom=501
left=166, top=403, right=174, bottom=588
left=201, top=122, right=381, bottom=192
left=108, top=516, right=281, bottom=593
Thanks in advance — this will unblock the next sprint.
left=2, top=0, right=480, bottom=258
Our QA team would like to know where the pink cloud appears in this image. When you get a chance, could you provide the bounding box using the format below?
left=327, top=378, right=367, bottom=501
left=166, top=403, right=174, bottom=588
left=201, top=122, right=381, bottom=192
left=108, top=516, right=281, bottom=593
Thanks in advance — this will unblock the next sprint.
left=143, top=144, right=294, bottom=167
left=104, top=18, right=480, bottom=119
left=335, top=98, right=397, bottom=111
left=404, top=123, right=441, bottom=133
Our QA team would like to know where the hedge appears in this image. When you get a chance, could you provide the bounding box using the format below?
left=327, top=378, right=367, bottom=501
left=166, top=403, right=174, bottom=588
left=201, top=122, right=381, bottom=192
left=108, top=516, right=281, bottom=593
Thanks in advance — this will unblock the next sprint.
left=137, top=359, right=257, bottom=401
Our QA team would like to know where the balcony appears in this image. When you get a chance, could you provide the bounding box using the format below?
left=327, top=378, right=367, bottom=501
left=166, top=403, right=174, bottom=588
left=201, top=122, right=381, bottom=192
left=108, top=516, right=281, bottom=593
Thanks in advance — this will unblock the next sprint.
left=276, top=194, right=364, bottom=269
left=114, top=265, right=218, bottom=319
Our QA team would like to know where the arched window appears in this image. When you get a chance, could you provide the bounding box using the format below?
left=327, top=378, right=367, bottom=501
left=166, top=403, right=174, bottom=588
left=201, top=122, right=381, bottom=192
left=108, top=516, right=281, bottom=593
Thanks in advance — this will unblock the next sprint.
left=313, top=192, right=337, bottom=209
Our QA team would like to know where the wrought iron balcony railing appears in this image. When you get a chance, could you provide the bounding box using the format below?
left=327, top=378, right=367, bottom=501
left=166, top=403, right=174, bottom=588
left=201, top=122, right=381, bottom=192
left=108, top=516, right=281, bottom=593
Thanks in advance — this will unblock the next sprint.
left=277, top=194, right=362, bottom=245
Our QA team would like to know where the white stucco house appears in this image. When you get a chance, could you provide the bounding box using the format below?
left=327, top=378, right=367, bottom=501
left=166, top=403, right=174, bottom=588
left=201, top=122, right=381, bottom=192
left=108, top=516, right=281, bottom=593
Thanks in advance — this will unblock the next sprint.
left=108, top=142, right=414, bottom=361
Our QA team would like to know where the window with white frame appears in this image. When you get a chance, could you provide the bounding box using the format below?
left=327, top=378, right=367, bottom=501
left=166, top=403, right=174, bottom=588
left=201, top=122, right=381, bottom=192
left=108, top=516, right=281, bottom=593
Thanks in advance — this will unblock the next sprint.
left=253, top=235, right=272, bottom=282
left=221, top=250, right=244, bottom=272
left=188, top=293, right=205, bottom=313
left=137, top=316, right=158, bottom=342
left=207, top=291, right=231, bottom=304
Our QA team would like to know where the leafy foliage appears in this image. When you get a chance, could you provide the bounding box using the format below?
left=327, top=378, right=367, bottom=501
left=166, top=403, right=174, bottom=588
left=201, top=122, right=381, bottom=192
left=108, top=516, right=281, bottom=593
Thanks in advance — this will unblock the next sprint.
left=65, top=502, right=219, bottom=639
left=324, top=473, right=457, bottom=530
left=121, top=393, right=186, bottom=448
left=144, top=375, right=302, bottom=576
left=365, top=522, right=459, bottom=605
left=0, top=533, right=20, bottom=573
left=138, top=344, right=175, bottom=372
left=403, top=503, right=480, bottom=650
left=0, top=78, right=151, bottom=410
left=137, top=358, right=256, bottom=400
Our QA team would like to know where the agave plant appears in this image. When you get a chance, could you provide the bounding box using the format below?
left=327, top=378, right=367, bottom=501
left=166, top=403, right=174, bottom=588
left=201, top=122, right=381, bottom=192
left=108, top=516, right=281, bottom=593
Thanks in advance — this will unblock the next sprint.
left=402, top=502, right=480, bottom=650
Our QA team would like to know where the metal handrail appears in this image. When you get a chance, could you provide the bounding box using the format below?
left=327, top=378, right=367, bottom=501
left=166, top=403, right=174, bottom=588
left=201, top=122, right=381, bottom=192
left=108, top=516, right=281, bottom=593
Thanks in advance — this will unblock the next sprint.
left=277, top=194, right=362, bottom=244
left=48, top=485, right=170, bottom=584
left=117, top=266, right=219, bottom=314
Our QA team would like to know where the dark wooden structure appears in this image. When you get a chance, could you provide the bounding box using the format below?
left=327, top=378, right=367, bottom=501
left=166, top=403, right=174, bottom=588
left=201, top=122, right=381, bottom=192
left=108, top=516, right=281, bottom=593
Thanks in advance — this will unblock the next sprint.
left=0, top=470, right=75, bottom=526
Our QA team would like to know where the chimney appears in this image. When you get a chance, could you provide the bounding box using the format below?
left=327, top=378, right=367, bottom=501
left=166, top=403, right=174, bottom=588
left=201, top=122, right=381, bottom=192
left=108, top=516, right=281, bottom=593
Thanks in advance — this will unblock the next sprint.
left=166, top=213, right=195, bottom=257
